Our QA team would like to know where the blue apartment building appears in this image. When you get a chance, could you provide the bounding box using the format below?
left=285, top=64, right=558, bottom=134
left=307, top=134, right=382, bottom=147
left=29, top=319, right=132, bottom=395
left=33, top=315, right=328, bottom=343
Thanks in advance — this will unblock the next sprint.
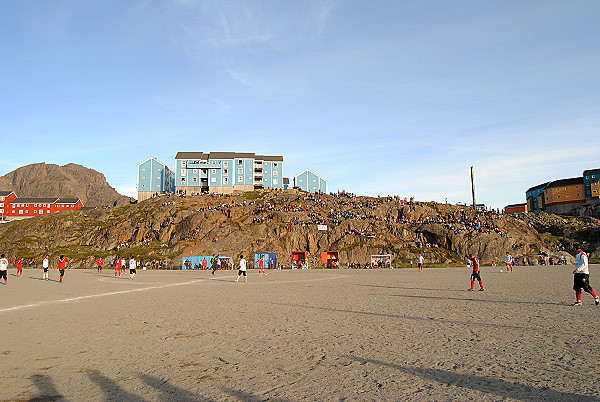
left=293, top=169, right=327, bottom=193
left=137, top=157, right=175, bottom=201
left=175, top=152, right=284, bottom=194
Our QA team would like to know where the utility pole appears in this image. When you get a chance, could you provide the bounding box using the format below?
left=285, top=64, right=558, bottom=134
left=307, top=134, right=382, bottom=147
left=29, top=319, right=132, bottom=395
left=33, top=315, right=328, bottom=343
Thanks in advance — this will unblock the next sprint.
left=470, top=166, right=477, bottom=210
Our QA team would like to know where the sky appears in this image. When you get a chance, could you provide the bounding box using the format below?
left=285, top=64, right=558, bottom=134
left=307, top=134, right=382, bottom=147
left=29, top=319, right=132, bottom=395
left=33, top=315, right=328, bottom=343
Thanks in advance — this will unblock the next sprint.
left=1, top=0, right=599, bottom=209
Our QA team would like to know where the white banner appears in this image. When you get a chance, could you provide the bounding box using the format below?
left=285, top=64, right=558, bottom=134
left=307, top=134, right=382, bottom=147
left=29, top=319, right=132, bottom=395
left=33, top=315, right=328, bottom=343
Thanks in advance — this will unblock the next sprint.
left=317, top=225, right=328, bottom=231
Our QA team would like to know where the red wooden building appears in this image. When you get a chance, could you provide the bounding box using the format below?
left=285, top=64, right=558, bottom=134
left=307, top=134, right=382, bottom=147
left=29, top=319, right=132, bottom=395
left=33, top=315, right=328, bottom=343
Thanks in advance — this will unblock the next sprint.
left=5, top=196, right=83, bottom=217
left=0, top=191, right=18, bottom=219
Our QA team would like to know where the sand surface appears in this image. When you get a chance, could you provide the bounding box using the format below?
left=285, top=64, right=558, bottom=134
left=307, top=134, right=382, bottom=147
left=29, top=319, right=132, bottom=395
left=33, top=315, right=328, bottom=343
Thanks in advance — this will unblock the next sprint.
left=0, top=265, right=599, bottom=401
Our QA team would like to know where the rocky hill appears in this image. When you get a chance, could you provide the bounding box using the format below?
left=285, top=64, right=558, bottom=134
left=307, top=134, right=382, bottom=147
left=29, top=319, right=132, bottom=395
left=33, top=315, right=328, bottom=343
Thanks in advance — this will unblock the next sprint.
left=1, top=190, right=597, bottom=268
left=0, top=163, right=132, bottom=207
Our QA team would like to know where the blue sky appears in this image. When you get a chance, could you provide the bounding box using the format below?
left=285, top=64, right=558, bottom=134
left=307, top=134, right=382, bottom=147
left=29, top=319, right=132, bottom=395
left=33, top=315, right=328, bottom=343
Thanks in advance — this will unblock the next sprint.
left=1, top=0, right=599, bottom=208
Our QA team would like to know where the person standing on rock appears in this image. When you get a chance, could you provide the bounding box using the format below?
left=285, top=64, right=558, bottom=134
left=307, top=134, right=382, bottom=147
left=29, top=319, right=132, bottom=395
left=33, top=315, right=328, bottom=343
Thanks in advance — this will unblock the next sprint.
left=42, top=255, right=49, bottom=280
left=0, top=254, right=8, bottom=284
left=129, top=256, right=137, bottom=280
left=468, top=253, right=484, bottom=291
left=235, top=255, right=247, bottom=283
left=504, top=252, right=514, bottom=272
left=58, top=255, right=69, bottom=283
left=572, top=244, right=599, bottom=306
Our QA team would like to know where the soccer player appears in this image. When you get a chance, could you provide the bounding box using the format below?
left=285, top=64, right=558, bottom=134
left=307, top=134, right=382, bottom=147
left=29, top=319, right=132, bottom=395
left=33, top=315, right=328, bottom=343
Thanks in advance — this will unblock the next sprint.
left=0, top=254, right=8, bottom=284
left=504, top=252, right=514, bottom=272
left=468, top=253, right=484, bottom=291
left=235, top=255, right=247, bottom=283
left=58, top=255, right=69, bottom=283
left=114, top=256, right=122, bottom=277
left=42, top=255, right=50, bottom=280
left=258, top=256, right=266, bottom=275
left=16, top=258, right=23, bottom=277
left=417, top=254, right=425, bottom=272
left=129, top=256, right=137, bottom=280
left=211, top=254, right=220, bottom=276
left=97, top=257, right=104, bottom=273
left=572, top=244, right=599, bottom=306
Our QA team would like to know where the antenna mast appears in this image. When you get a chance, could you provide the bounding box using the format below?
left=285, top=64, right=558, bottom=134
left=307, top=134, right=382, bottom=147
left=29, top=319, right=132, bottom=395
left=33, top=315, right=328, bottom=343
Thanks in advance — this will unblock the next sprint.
left=470, top=166, right=477, bottom=210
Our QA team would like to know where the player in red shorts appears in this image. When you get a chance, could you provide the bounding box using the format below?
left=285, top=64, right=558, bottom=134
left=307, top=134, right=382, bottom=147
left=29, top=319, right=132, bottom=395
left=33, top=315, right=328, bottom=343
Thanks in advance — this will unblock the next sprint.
left=258, top=256, right=266, bottom=275
left=16, top=258, right=23, bottom=277
left=504, top=252, right=514, bottom=272
left=114, top=257, right=122, bottom=277
left=58, top=255, right=69, bottom=282
left=468, top=253, right=485, bottom=291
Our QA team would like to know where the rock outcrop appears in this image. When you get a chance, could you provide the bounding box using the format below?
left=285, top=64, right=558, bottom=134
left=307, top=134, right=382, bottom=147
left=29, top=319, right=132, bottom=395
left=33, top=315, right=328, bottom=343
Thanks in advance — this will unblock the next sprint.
left=2, top=190, right=595, bottom=268
left=0, top=163, right=132, bottom=207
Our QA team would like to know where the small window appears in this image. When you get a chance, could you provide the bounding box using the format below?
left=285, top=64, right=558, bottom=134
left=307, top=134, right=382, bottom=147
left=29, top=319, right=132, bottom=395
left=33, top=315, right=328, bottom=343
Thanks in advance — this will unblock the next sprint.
left=273, top=171, right=278, bottom=177
left=193, top=169, right=198, bottom=173
left=224, top=177, right=228, bottom=184
left=238, top=176, right=243, bottom=182
left=224, top=161, right=229, bottom=167
left=192, top=177, right=198, bottom=183
left=238, top=160, right=243, bottom=165
left=212, top=169, right=216, bottom=174
left=211, top=177, right=216, bottom=183
left=273, top=178, right=278, bottom=185
left=223, top=169, right=228, bottom=176
left=181, top=169, right=186, bottom=176
left=238, top=168, right=243, bottom=174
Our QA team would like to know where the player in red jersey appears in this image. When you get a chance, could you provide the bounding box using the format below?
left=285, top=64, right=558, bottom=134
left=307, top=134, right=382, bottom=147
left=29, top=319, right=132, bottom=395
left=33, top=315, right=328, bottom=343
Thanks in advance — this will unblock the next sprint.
left=114, top=257, right=122, bottom=277
left=258, top=256, right=266, bottom=275
left=97, top=258, right=104, bottom=273
left=468, top=253, right=484, bottom=291
left=16, top=258, right=23, bottom=277
left=58, top=255, right=69, bottom=282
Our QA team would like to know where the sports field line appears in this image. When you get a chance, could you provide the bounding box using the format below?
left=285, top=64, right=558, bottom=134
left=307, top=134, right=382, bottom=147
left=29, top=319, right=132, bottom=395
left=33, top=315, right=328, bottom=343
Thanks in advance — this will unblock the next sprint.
left=0, top=273, right=347, bottom=314
left=0, top=276, right=228, bottom=314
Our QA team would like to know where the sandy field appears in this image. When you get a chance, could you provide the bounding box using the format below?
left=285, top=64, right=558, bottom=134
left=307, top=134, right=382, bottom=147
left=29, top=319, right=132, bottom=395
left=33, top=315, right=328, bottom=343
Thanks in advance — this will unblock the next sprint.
left=0, top=265, right=599, bottom=401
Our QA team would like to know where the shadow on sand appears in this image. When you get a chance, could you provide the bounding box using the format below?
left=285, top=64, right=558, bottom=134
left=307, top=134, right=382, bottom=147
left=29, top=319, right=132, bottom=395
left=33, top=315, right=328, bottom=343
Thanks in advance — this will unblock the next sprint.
left=349, top=356, right=600, bottom=402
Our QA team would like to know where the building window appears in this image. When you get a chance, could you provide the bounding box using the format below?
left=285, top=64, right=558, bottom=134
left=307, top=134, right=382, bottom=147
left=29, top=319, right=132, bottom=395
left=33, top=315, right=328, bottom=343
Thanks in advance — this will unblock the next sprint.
left=193, top=169, right=198, bottom=173
left=224, top=178, right=228, bottom=184
left=238, top=176, right=243, bottom=182
left=273, top=171, right=278, bottom=177
left=223, top=169, right=228, bottom=176
left=211, top=177, right=216, bottom=183
left=181, top=178, right=186, bottom=184
left=274, top=163, right=278, bottom=168
left=224, top=161, right=228, bottom=167
left=192, top=177, right=198, bottom=183
left=212, top=169, right=216, bottom=174
left=181, top=169, right=186, bottom=176
left=273, top=178, right=278, bottom=185
left=238, top=160, right=243, bottom=165
left=238, top=168, right=243, bottom=174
